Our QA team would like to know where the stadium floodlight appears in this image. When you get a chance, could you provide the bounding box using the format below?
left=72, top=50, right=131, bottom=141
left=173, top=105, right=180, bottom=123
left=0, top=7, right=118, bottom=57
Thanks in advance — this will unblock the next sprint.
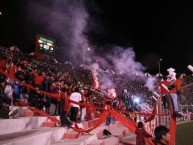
left=87, top=47, right=91, bottom=51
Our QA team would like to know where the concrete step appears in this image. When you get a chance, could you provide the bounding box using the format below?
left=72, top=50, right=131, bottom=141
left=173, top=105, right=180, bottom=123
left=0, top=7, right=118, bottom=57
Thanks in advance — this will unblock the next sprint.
left=95, top=123, right=119, bottom=139
left=108, top=125, right=128, bottom=140
left=120, top=132, right=136, bottom=145
left=52, top=123, right=119, bottom=145
left=42, top=121, right=57, bottom=128
left=0, top=116, right=49, bottom=135
left=0, top=114, right=135, bottom=145
left=88, top=140, right=105, bottom=145
left=9, top=106, right=31, bottom=117
left=24, top=111, right=36, bottom=117
left=63, top=119, right=99, bottom=139
left=0, top=127, right=67, bottom=145
left=102, top=136, right=119, bottom=145
left=52, top=134, right=94, bottom=145
left=0, top=117, right=102, bottom=145
left=53, top=122, right=128, bottom=145
left=63, top=130, right=84, bottom=139
left=96, top=124, right=128, bottom=145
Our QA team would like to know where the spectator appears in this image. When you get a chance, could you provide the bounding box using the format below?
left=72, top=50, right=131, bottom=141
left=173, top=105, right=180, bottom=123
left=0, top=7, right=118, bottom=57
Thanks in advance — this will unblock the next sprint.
left=158, top=75, right=170, bottom=109
left=60, top=87, right=72, bottom=127
left=80, top=89, right=86, bottom=122
left=168, top=73, right=184, bottom=118
left=4, top=82, right=13, bottom=105
left=154, top=125, right=170, bottom=145
left=135, top=121, right=152, bottom=145
left=105, top=101, right=112, bottom=126
left=69, top=87, right=82, bottom=122
left=0, top=99, right=10, bottom=119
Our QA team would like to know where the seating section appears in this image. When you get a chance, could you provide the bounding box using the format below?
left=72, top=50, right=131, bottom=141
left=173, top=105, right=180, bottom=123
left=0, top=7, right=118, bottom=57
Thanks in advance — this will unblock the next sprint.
left=0, top=107, right=136, bottom=145
left=0, top=116, right=48, bottom=135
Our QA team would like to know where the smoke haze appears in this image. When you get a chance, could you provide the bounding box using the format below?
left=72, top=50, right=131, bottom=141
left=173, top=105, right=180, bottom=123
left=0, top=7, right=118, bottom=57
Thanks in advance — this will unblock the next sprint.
left=26, top=0, right=89, bottom=65
left=26, top=0, right=157, bottom=96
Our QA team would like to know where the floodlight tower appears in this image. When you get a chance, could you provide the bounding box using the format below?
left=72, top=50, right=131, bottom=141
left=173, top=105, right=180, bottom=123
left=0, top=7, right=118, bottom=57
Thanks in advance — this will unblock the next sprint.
left=158, top=58, right=162, bottom=77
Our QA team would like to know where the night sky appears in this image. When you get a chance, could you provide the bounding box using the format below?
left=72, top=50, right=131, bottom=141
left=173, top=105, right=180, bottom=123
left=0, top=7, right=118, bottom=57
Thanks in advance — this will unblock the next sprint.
left=1, top=1, right=193, bottom=75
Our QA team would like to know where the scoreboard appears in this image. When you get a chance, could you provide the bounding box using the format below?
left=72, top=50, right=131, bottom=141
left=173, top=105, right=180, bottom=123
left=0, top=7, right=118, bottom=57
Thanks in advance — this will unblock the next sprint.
left=36, top=34, right=56, bottom=56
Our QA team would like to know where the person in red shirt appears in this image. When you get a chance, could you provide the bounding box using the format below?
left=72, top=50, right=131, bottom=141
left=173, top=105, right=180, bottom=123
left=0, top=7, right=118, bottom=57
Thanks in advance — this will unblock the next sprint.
left=135, top=121, right=152, bottom=145
left=34, top=72, right=44, bottom=89
left=168, top=73, right=184, bottom=118
left=158, top=76, right=170, bottom=109
left=9, top=61, right=17, bottom=77
left=60, top=87, right=72, bottom=127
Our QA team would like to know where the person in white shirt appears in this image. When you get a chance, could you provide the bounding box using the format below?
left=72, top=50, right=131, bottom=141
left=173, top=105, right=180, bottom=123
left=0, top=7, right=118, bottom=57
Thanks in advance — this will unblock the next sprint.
left=4, top=82, right=13, bottom=105
left=80, top=89, right=86, bottom=122
left=69, top=87, right=82, bottom=122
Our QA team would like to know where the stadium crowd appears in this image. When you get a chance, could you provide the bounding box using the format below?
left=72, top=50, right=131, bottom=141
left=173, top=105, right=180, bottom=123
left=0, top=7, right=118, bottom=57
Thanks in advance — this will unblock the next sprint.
left=0, top=47, right=193, bottom=122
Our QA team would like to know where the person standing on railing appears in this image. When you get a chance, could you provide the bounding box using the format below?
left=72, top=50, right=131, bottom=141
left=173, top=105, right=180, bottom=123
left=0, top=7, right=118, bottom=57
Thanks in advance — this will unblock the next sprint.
left=168, top=73, right=184, bottom=118
left=158, top=75, right=170, bottom=109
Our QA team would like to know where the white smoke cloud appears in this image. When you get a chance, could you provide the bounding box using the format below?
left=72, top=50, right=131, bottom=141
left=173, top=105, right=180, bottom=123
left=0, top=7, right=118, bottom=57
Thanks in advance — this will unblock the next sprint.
left=26, top=1, right=157, bottom=98
left=84, top=46, right=152, bottom=95
left=26, top=0, right=89, bottom=65
left=111, top=47, right=145, bottom=76
left=145, top=76, right=157, bottom=92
